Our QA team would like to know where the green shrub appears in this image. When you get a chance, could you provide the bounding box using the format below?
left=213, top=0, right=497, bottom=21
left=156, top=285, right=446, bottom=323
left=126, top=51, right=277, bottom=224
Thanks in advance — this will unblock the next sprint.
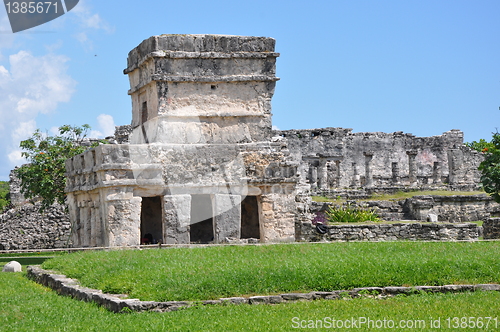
left=326, top=204, right=381, bottom=223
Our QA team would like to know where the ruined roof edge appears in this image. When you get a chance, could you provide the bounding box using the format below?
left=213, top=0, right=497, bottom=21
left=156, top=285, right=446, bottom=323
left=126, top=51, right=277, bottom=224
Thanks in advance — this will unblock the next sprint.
left=124, top=34, right=277, bottom=74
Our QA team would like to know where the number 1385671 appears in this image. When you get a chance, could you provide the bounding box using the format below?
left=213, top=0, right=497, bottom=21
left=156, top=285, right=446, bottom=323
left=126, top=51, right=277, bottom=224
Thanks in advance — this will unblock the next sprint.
left=5, top=2, right=58, bottom=14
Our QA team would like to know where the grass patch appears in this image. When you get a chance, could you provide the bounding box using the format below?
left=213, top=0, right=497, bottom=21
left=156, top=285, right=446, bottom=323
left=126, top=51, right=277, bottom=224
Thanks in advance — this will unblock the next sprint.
left=313, top=190, right=486, bottom=203
left=42, top=242, right=500, bottom=302
left=0, top=256, right=54, bottom=268
left=1, top=272, right=500, bottom=331
left=0, top=252, right=63, bottom=268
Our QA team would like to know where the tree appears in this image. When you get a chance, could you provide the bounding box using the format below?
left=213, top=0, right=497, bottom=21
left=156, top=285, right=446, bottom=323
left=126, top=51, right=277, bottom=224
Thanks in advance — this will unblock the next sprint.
left=465, top=138, right=495, bottom=152
left=0, top=181, right=10, bottom=212
left=471, top=133, right=500, bottom=203
left=15, top=124, right=99, bottom=211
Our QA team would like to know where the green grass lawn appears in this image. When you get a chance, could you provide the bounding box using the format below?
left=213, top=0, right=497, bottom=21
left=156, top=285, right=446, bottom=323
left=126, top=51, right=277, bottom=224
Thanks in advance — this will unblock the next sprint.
left=0, top=251, right=63, bottom=268
left=42, top=242, right=500, bottom=302
left=1, top=272, right=500, bottom=331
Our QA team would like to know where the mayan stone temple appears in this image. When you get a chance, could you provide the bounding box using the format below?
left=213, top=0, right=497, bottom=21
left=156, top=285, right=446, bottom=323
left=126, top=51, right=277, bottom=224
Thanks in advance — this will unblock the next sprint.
left=65, top=34, right=307, bottom=247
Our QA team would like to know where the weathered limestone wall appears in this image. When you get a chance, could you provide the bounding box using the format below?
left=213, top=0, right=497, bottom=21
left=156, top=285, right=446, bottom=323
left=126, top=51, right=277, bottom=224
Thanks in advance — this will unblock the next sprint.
left=0, top=203, right=71, bottom=250
left=298, top=222, right=479, bottom=242
left=65, top=139, right=301, bottom=246
left=277, top=128, right=483, bottom=191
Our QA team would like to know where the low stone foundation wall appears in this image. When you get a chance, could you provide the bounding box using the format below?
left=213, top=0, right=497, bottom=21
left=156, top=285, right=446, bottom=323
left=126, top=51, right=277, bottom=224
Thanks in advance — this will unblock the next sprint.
left=483, top=218, right=500, bottom=239
left=298, top=222, right=479, bottom=242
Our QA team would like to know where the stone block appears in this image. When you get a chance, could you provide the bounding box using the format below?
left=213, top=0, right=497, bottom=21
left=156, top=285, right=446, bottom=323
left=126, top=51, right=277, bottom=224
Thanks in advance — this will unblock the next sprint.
left=311, top=292, right=336, bottom=299
left=280, top=293, right=313, bottom=301
left=427, top=213, right=438, bottom=222
left=219, top=297, right=248, bottom=304
left=383, top=287, right=416, bottom=295
left=414, top=286, right=444, bottom=293
left=442, top=285, right=474, bottom=292
left=249, top=295, right=283, bottom=304
left=474, top=284, right=500, bottom=291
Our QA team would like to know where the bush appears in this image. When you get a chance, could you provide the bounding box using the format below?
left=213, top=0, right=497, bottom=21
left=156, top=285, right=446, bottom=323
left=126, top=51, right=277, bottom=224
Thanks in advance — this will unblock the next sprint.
left=477, top=132, right=500, bottom=203
left=326, top=204, right=381, bottom=223
left=15, top=124, right=99, bottom=211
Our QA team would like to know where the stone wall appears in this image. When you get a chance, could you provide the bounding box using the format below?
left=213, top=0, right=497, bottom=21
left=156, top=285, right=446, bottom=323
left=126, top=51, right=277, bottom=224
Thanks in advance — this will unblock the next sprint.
left=276, top=128, right=483, bottom=192
left=311, top=194, right=500, bottom=223
left=0, top=202, right=71, bottom=250
left=403, top=194, right=500, bottom=222
left=483, top=218, right=500, bottom=239
left=298, top=222, right=479, bottom=242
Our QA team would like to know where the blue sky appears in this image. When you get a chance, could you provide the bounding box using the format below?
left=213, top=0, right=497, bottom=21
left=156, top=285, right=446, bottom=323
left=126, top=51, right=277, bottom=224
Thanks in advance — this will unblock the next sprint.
left=0, top=0, right=499, bottom=181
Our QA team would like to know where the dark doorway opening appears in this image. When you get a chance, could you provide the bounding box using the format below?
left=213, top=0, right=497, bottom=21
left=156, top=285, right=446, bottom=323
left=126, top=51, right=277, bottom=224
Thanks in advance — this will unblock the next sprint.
left=141, top=101, right=148, bottom=124
left=241, top=196, right=260, bottom=239
left=140, top=196, right=163, bottom=244
left=190, top=195, right=214, bottom=243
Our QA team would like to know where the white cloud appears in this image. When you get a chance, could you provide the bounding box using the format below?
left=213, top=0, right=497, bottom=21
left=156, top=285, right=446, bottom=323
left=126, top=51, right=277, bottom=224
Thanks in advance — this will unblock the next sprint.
left=11, top=120, right=37, bottom=142
left=90, top=114, right=116, bottom=138
left=70, top=0, right=114, bottom=49
left=0, top=50, right=77, bottom=171
left=97, top=114, right=116, bottom=137
left=7, top=150, right=23, bottom=164
left=272, top=125, right=280, bottom=131
left=75, top=32, right=88, bottom=44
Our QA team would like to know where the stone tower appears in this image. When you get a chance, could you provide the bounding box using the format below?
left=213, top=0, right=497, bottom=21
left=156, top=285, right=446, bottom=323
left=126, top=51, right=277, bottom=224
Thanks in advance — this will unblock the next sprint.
left=65, top=35, right=302, bottom=247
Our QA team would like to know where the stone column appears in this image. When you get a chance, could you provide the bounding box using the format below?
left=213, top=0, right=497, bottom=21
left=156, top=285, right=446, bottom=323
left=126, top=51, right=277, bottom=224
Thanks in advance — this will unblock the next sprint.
left=363, top=152, right=373, bottom=187
left=163, top=195, right=191, bottom=244
left=309, top=165, right=318, bottom=188
left=406, top=151, right=418, bottom=186
left=351, top=163, right=360, bottom=187
left=318, top=157, right=328, bottom=190
left=432, top=162, right=442, bottom=184
left=392, top=162, right=400, bottom=184
left=81, top=205, right=91, bottom=247
left=90, top=206, right=97, bottom=247
left=335, top=160, right=341, bottom=187
left=105, top=197, right=142, bottom=247
left=213, top=194, right=241, bottom=243
left=66, top=193, right=81, bottom=247
left=447, top=149, right=462, bottom=186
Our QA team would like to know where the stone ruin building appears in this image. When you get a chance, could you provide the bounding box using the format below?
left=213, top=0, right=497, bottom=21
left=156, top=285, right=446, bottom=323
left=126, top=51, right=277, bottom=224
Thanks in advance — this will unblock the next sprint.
left=278, top=127, right=483, bottom=197
left=17, top=33, right=483, bottom=249
left=64, top=34, right=308, bottom=247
